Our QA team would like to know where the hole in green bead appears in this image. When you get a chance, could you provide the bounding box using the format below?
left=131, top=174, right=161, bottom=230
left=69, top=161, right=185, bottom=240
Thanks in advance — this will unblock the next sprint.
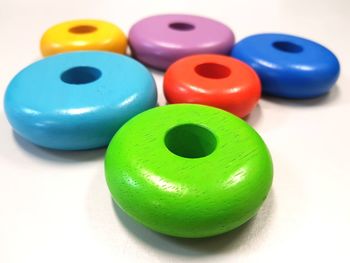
left=272, top=41, right=303, bottom=53
left=60, top=66, right=102, bottom=85
left=165, top=124, right=217, bottom=158
left=69, top=25, right=97, bottom=34
left=195, top=63, right=231, bottom=79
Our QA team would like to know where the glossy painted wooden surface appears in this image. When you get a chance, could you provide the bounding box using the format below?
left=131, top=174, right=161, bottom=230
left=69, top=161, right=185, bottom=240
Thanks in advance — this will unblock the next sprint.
left=164, top=54, right=261, bottom=118
left=5, top=51, right=157, bottom=150
left=40, top=19, right=127, bottom=56
left=1, top=1, right=349, bottom=262
left=129, top=14, right=234, bottom=70
left=232, top=33, right=340, bottom=98
left=105, top=104, right=273, bottom=238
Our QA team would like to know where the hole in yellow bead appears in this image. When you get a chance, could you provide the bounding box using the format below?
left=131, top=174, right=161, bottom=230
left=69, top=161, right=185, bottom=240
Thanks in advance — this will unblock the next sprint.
left=169, top=22, right=195, bottom=31
left=69, top=25, right=97, bottom=34
left=195, top=63, right=231, bottom=79
left=165, top=124, right=217, bottom=158
left=61, top=66, right=102, bottom=85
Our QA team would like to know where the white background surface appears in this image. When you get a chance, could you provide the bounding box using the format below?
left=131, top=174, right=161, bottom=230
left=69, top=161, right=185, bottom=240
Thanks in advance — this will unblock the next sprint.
left=1, top=0, right=349, bottom=262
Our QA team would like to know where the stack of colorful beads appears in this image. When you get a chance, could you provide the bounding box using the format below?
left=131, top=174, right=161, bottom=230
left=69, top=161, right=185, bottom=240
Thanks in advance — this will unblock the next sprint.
left=4, top=14, right=340, bottom=238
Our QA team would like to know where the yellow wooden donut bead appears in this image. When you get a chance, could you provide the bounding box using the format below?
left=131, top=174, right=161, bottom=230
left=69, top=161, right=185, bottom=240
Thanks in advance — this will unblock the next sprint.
left=40, top=19, right=127, bottom=56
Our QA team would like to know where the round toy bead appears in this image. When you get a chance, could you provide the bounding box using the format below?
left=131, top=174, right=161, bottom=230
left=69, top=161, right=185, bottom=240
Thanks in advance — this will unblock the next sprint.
left=105, top=104, right=273, bottom=238
left=129, top=14, right=235, bottom=70
left=4, top=51, right=157, bottom=150
left=40, top=19, right=127, bottom=56
left=163, top=54, right=261, bottom=118
left=231, top=33, right=340, bottom=99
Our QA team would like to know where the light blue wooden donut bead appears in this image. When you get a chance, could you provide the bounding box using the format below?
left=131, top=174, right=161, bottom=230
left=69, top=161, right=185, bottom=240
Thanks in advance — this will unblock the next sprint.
left=4, top=51, right=157, bottom=150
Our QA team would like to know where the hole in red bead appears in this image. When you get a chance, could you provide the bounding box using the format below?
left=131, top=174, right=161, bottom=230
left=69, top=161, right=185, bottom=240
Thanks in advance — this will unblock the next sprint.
left=165, top=124, right=217, bottom=158
left=272, top=41, right=303, bottom=53
left=61, top=66, right=102, bottom=85
left=195, top=63, right=231, bottom=79
left=69, top=25, right=97, bottom=34
left=169, top=22, right=195, bottom=31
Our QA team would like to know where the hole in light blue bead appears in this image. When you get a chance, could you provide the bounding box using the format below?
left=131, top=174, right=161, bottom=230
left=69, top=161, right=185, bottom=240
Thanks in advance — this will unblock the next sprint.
left=61, top=66, right=102, bottom=85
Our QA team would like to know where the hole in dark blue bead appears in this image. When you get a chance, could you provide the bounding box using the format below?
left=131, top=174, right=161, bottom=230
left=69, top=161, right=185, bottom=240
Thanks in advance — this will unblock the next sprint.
left=273, top=41, right=303, bottom=53
left=60, top=66, right=102, bottom=85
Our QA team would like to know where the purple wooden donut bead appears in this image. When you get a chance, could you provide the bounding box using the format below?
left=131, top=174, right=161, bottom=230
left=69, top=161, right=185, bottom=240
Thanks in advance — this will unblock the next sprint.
left=129, top=14, right=235, bottom=70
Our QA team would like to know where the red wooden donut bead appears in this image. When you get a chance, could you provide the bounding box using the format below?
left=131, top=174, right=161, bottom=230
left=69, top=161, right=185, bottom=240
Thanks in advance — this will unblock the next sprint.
left=163, top=54, right=261, bottom=118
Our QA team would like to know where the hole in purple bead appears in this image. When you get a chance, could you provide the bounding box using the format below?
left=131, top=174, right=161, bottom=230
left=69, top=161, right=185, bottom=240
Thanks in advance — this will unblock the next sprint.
left=195, top=63, right=231, bottom=79
left=273, top=41, right=303, bottom=53
left=169, top=22, right=195, bottom=31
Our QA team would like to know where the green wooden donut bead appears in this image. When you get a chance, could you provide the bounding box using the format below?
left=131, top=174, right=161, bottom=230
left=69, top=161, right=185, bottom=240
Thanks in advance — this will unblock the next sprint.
left=105, top=104, right=273, bottom=238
